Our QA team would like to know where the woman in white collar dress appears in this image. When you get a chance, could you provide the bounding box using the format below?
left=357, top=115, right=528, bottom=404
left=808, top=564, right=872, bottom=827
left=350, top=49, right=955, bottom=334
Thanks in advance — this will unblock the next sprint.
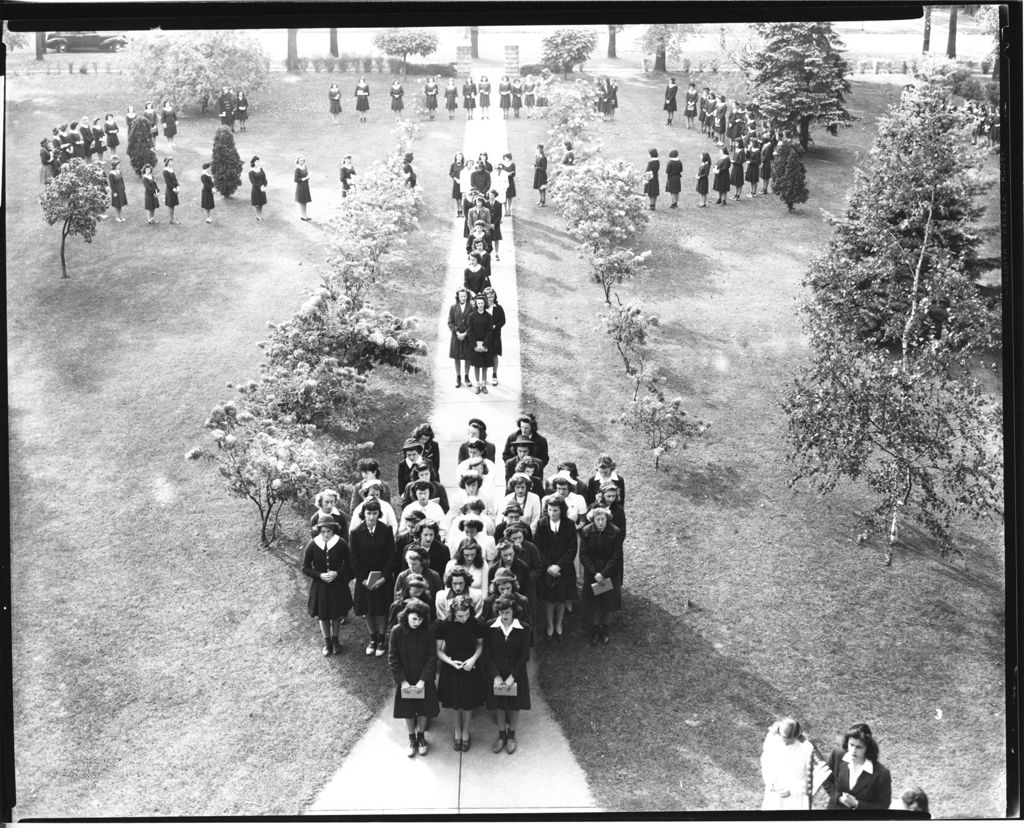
left=302, top=514, right=354, bottom=656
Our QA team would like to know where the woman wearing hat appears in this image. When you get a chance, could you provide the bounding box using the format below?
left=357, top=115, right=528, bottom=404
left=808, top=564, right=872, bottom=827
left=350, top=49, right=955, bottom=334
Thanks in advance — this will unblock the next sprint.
left=350, top=479, right=399, bottom=533
left=387, top=573, right=435, bottom=633
left=142, top=164, right=160, bottom=224
left=397, top=437, right=427, bottom=493
left=579, top=506, right=623, bottom=645
left=482, top=566, right=531, bottom=624
left=302, top=513, right=354, bottom=656
left=339, top=155, right=356, bottom=196
left=501, top=415, right=550, bottom=472
left=310, top=488, right=351, bottom=539
left=543, top=472, right=588, bottom=529
left=403, top=152, right=416, bottom=188
left=350, top=498, right=398, bottom=657
left=504, top=437, right=535, bottom=483
left=494, top=502, right=531, bottom=543
left=388, top=599, right=440, bottom=757
left=108, top=157, right=128, bottom=222
left=466, top=293, right=494, bottom=394
left=436, top=594, right=486, bottom=752
left=533, top=144, right=548, bottom=206
left=458, top=418, right=496, bottom=463
left=436, top=565, right=484, bottom=618
left=400, top=462, right=450, bottom=513
left=249, top=156, right=268, bottom=221
left=455, top=438, right=498, bottom=482
left=502, top=473, right=542, bottom=533
left=483, top=595, right=531, bottom=754
left=585, top=454, right=626, bottom=506
left=394, top=545, right=445, bottom=602
left=533, top=496, right=578, bottom=642
left=448, top=287, right=474, bottom=389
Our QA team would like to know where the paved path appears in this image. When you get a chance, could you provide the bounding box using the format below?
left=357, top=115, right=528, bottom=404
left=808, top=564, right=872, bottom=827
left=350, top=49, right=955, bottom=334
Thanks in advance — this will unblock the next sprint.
left=307, top=116, right=599, bottom=815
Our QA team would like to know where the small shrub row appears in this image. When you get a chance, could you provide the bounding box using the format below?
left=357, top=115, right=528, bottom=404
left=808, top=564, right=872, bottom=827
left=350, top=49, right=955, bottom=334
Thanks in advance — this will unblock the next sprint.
left=851, top=55, right=994, bottom=76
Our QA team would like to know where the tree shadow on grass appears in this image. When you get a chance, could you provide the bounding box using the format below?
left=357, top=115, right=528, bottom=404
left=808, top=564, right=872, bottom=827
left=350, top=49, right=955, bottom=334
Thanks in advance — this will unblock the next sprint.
left=645, top=244, right=721, bottom=298
left=536, top=593, right=799, bottom=811
left=512, top=215, right=577, bottom=254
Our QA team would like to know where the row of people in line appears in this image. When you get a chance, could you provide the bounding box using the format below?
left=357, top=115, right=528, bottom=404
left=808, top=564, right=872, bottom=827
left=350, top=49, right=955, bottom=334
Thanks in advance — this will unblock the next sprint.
left=328, top=74, right=550, bottom=123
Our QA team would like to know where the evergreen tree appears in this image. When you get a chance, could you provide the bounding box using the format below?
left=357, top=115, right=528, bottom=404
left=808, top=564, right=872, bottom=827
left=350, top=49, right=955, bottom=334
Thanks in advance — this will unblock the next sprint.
left=772, top=139, right=808, bottom=212
left=745, top=22, right=853, bottom=149
left=126, top=118, right=157, bottom=177
left=211, top=126, right=243, bottom=198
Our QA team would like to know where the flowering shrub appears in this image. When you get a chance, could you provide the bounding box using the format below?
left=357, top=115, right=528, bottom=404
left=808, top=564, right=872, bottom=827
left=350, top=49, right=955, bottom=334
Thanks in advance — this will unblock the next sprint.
left=542, top=81, right=604, bottom=150
left=600, top=298, right=660, bottom=400
left=617, top=384, right=710, bottom=470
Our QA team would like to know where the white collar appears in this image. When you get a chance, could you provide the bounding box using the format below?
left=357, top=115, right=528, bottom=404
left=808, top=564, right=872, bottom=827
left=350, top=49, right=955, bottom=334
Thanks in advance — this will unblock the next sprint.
left=841, top=752, right=873, bottom=775
left=490, top=616, right=524, bottom=630
left=314, top=534, right=341, bottom=550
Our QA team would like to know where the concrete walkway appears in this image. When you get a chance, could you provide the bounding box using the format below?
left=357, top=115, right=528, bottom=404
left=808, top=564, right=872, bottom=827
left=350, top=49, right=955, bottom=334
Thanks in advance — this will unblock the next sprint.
left=307, top=116, right=599, bottom=815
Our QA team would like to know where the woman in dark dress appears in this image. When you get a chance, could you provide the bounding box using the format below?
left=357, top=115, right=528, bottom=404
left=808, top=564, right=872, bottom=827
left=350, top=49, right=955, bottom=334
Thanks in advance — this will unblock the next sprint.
left=533, top=144, right=547, bottom=206
left=523, top=74, right=536, bottom=111
left=235, top=90, right=249, bottom=131
left=478, top=75, right=491, bottom=119
left=533, top=497, right=579, bottom=642
left=161, top=100, right=177, bottom=150
left=388, top=599, right=440, bottom=757
left=91, top=118, right=107, bottom=162
left=488, top=189, right=504, bottom=260
left=498, top=75, right=512, bottom=119
left=759, top=135, right=774, bottom=194
left=483, top=596, right=531, bottom=754
left=745, top=139, right=761, bottom=197
left=294, top=155, right=312, bottom=220
left=412, top=423, right=440, bottom=476
left=142, top=163, right=160, bottom=224
left=713, top=146, right=731, bottom=206
left=715, top=95, right=729, bottom=145
left=448, top=287, right=473, bottom=388
left=449, top=152, right=466, bottom=217
left=580, top=507, right=624, bottom=645
left=483, top=286, right=505, bottom=386
left=436, top=594, right=486, bottom=751
left=511, top=78, right=523, bottom=117
left=389, top=80, right=404, bottom=122
left=249, top=155, right=268, bottom=221
left=498, top=152, right=516, bottom=216
left=695, top=151, right=711, bottom=208
left=124, top=105, right=137, bottom=141
left=339, top=154, right=356, bottom=197
left=822, top=723, right=893, bottom=810
left=108, top=156, right=128, bottom=221
left=200, top=161, right=215, bottom=223
left=730, top=137, right=746, bottom=200
left=684, top=82, right=698, bottom=128
left=79, top=118, right=94, bottom=160
left=464, top=254, right=491, bottom=298
left=423, top=76, right=438, bottom=119
left=607, top=78, right=619, bottom=119
left=462, top=76, right=477, bottom=120
left=39, top=140, right=56, bottom=186
left=664, top=77, right=678, bottom=125
left=328, top=82, right=342, bottom=123
left=355, top=77, right=370, bottom=122
left=466, top=292, right=494, bottom=393
left=103, top=113, right=119, bottom=153
left=143, top=101, right=158, bottom=137
left=350, top=498, right=398, bottom=658
left=644, top=148, right=661, bottom=210
left=665, top=149, right=683, bottom=208
left=302, top=514, right=354, bottom=656
left=444, top=78, right=459, bottom=120
left=162, top=157, right=180, bottom=224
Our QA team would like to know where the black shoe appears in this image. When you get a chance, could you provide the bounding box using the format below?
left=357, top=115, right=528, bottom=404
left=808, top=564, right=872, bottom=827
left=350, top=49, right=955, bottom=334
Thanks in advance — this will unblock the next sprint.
left=590, top=626, right=601, bottom=646
left=601, top=625, right=610, bottom=645
left=464, top=375, right=472, bottom=387
left=407, top=733, right=419, bottom=758
left=456, top=377, right=462, bottom=388
left=331, top=635, right=340, bottom=653
left=322, top=636, right=333, bottom=656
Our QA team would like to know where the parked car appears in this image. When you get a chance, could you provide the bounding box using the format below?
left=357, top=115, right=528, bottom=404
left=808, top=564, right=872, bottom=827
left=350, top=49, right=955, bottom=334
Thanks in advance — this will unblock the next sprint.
left=44, top=31, right=129, bottom=53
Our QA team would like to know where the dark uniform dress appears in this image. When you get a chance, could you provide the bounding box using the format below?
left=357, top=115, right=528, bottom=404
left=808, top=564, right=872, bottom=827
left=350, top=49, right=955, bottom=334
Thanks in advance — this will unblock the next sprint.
left=498, top=81, right=512, bottom=109
left=644, top=158, right=661, bottom=198
left=524, top=80, right=536, bottom=107
left=499, top=162, right=516, bottom=198
left=534, top=517, right=578, bottom=603
left=684, top=89, right=698, bottom=117
left=713, top=156, right=731, bottom=196
left=294, top=166, right=312, bottom=204
left=69, top=128, right=83, bottom=159
left=144, top=107, right=158, bottom=137
left=424, top=82, right=438, bottom=111
left=388, top=623, right=441, bottom=719
left=696, top=160, right=711, bottom=195
left=729, top=148, right=746, bottom=187
left=355, top=82, right=370, bottom=112
left=489, top=200, right=503, bottom=241
left=143, top=175, right=160, bottom=210
left=80, top=124, right=93, bottom=159
left=302, top=534, right=355, bottom=619
left=665, top=158, right=683, bottom=194
left=466, top=307, right=495, bottom=369
left=489, top=303, right=506, bottom=358
left=759, top=141, right=774, bottom=183
left=483, top=619, right=531, bottom=710
left=445, top=84, right=459, bottom=112
left=511, top=80, right=523, bottom=111
left=745, top=147, right=761, bottom=186
left=478, top=80, right=491, bottom=108
left=664, top=83, right=678, bottom=113
left=450, top=162, right=464, bottom=201
left=390, top=84, right=404, bottom=112
left=249, top=168, right=268, bottom=206
left=448, top=300, right=473, bottom=360
left=580, top=522, right=624, bottom=611
left=533, top=154, right=547, bottom=191
left=163, top=169, right=179, bottom=207
left=436, top=617, right=487, bottom=709
left=161, top=107, right=177, bottom=139
left=109, top=169, right=128, bottom=208
left=329, top=86, right=342, bottom=114
left=464, top=266, right=491, bottom=296
left=40, top=148, right=55, bottom=184
left=340, top=164, right=356, bottom=194
left=92, top=125, right=106, bottom=156
left=236, top=94, right=249, bottom=123
left=350, top=521, right=397, bottom=616
left=104, top=119, right=120, bottom=152
left=462, top=81, right=477, bottom=110
left=125, top=111, right=138, bottom=141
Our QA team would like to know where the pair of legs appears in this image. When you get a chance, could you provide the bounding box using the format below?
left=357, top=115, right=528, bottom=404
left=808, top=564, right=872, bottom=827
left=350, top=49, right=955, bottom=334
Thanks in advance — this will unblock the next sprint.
left=454, top=196, right=463, bottom=217
left=733, top=183, right=743, bottom=200
left=761, top=177, right=770, bottom=194
left=405, top=714, right=429, bottom=756
left=167, top=206, right=178, bottom=224
left=317, top=616, right=344, bottom=654
left=146, top=207, right=158, bottom=223
left=203, top=207, right=213, bottom=223
left=480, top=105, right=490, bottom=119
left=648, top=196, right=658, bottom=210
left=536, top=187, right=546, bottom=206
left=502, top=106, right=510, bottom=119
left=493, top=707, right=520, bottom=752
left=670, top=191, right=679, bottom=207
left=299, top=202, right=309, bottom=220
left=253, top=205, right=265, bottom=221
left=466, top=108, right=474, bottom=120
left=686, top=115, right=695, bottom=128
left=698, top=191, right=708, bottom=207
left=748, top=179, right=758, bottom=197
left=716, top=189, right=729, bottom=205
left=113, top=205, right=124, bottom=221
left=545, top=600, right=566, bottom=637
left=491, top=354, right=499, bottom=384
left=666, top=111, right=674, bottom=125
left=454, top=358, right=472, bottom=387
left=589, top=610, right=613, bottom=644
left=452, top=708, right=473, bottom=742
left=473, top=361, right=489, bottom=392
left=364, top=613, right=387, bottom=652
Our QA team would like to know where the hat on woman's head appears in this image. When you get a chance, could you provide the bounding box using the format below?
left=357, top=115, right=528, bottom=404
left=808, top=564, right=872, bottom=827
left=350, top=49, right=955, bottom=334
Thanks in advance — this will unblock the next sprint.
left=315, top=514, right=340, bottom=529
left=403, top=152, right=413, bottom=162
left=511, top=436, right=535, bottom=449
left=550, top=470, right=576, bottom=487
left=492, top=567, right=517, bottom=585
left=405, top=508, right=427, bottom=522
left=402, top=437, right=424, bottom=453
left=465, top=438, right=485, bottom=452
left=360, top=478, right=384, bottom=494
left=468, top=417, right=487, bottom=432
left=509, top=472, right=533, bottom=488
left=600, top=480, right=620, bottom=494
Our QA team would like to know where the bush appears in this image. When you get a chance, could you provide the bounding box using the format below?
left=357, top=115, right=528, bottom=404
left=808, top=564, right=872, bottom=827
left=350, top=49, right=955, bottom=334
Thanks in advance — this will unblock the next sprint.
left=772, top=140, right=808, bottom=212
left=126, top=118, right=157, bottom=176
left=211, top=126, right=243, bottom=197
left=404, top=61, right=457, bottom=77
left=520, top=62, right=560, bottom=77
left=313, top=57, right=325, bottom=72
left=373, top=56, right=386, bottom=73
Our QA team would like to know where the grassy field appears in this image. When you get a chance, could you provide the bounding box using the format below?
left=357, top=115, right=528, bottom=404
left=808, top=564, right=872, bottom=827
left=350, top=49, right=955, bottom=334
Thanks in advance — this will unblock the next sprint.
left=6, top=68, right=461, bottom=817
left=502, top=57, right=1005, bottom=816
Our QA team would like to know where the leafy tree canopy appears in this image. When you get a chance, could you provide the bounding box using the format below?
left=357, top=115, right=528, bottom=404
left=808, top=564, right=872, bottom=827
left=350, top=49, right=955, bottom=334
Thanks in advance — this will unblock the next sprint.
left=541, top=28, right=599, bottom=78
left=39, top=158, right=110, bottom=278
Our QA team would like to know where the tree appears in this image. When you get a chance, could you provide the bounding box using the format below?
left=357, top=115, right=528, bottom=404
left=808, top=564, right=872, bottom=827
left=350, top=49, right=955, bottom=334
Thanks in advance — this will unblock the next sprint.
left=744, top=22, right=853, bottom=150
left=607, top=24, right=623, bottom=59
left=39, top=158, right=110, bottom=279
left=372, top=28, right=439, bottom=78
left=126, top=30, right=270, bottom=113
left=618, top=386, right=709, bottom=470
left=771, top=139, right=808, bottom=212
left=126, top=118, right=157, bottom=176
left=35, top=30, right=45, bottom=61
left=3, top=22, right=29, bottom=51
left=922, top=5, right=932, bottom=52
left=641, top=24, right=693, bottom=72
left=541, top=28, right=599, bottom=79
left=287, top=28, right=299, bottom=71
left=211, top=126, right=243, bottom=198
left=973, top=4, right=1000, bottom=78
left=329, top=28, right=338, bottom=58
left=585, top=247, right=652, bottom=305
left=946, top=5, right=958, bottom=58
left=470, top=26, right=479, bottom=58
left=601, top=297, right=659, bottom=399
left=807, top=78, right=991, bottom=347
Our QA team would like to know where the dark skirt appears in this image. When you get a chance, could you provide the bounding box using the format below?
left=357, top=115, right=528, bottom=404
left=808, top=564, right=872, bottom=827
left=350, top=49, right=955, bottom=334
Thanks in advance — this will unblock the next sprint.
left=164, top=188, right=179, bottom=208
left=329, top=98, right=342, bottom=114
left=469, top=345, right=491, bottom=369
left=505, top=177, right=516, bottom=198
left=500, top=93, right=511, bottom=108
left=745, top=163, right=759, bottom=184
left=730, top=163, right=744, bottom=187
left=106, top=132, right=119, bottom=151
left=164, top=122, right=177, bottom=139
left=451, top=180, right=461, bottom=200
left=237, top=107, right=248, bottom=122
left=486, top=669, right=531, bottom=711
left=538, top=573, right=578, bottom=603
left=644, top=177, right=660, bottom=198
left=463, top=96, right=476, bottom=110
left=696, top=176, right=709, bottom=195
left=525, top=93, right=535, bottom=106
left=583, top=574, right=622, bottom=612
left=354, top=577, right=394, bottom=616
left=201, top=188, right=215, bottom=210
left=356, top=96, right=370, bottom=112
left=491, top=331, right=503, bottom=356
left=533, top=169, right=547, bottom=190
left=479, top=92, right=490, bottom=107
left=666, top=175, right=682, bottom=194
left=393, top=679, right=440, bottom=719
left=144, top=190, right=159, bottom=211
left=490, top=222, right=502, bottom=241
left=449, top=331, right=470, bottom=360
left=296, top=181, right=312, bottom=204
left=713, top=171, right=730, bottom=195
left=446, top=94, right=458, bottom=111
left=438, top=663, right=486, bottom=709
left=425, top=94, right=437, bottom=110
left=391, top=97, right=403, bottom=112
left=251, top=186, right=267, bottom=207
left=307, top=576, right=354, bottom=619
left=760, top=158, right=772, bottom=180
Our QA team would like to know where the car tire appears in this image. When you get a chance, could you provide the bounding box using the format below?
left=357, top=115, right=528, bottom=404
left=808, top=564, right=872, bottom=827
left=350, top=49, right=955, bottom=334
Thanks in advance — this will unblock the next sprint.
left=55, top=42, right=68, bottom=53
left=108, top=43, right=124, bottom=52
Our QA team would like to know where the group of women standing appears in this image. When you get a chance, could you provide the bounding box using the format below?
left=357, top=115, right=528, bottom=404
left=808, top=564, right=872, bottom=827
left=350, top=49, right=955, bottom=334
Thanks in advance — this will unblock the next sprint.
left=299, top=413, right=629, bottom=756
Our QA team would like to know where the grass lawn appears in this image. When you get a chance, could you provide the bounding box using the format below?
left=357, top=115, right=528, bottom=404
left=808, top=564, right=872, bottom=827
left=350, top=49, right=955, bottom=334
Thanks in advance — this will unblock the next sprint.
left=6, top=67, right=461, bottom=817
left=504, top=58, right=1005, bottom=816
